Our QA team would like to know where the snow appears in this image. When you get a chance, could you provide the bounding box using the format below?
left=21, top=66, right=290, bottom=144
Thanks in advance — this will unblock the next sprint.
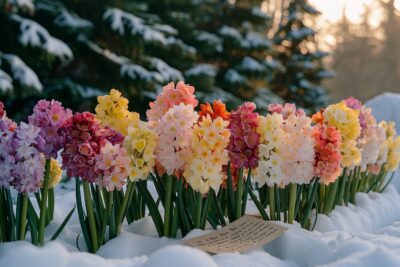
left=241, top=31, right=271, bottom=49
left=224, top=69, right=247, bottom=84
left=152, top=24, right=178, bottom=35
left=120, top=64, right=162, bottom=83
left=0, top=69, right=13, bottom=92
left=148, top=57, right=183, bottom=82
left=55, top=9, right=93, bottom=30
left=218, top=26, right=242, bottom=42
left=289, top=27, right=315, bottom=40
left=165, top=37, right=197, bottom=55
left=366, top=92, right=400, bottom=133
left=11, top=14, right=73, bottom=61
left=1, top=53, right=42, bottom=92
left=251, top=7, right=271, bottom=20
left=185, top=64, right=217, bottom=77
left=8, top=0, right=35, bottom=13
left=237, top=57, right=265, bottom=72
left=103, top=8, right=167, bottom=45
left=196, top=32, right=223, bottom=52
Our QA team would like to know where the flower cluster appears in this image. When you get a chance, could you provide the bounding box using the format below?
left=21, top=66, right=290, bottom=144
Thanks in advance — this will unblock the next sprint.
left=184, top=115, right=230, bottom=194
left=380, top=121, right=400, bottom=171
left=95, top=142, right=130, bottom=191
left=124, top=121, right=156, bottom=181
left=0, top=106, right=16, bottom=189
left=11, top=123, right=45, bottom=194
left=49, top=158, right=62, bottom=188
left=28, top=100, right=72, bottom=159
left=321, top=101, right=361, bottom=168
left=253, top=113, right=286, bottom=187
left=269, top=104, right=315, bottom=185
left=312, top=125, right=342, bottom=184
left=154, top=103, right=199, bottom=175
left=60, top=112, right=122, bottom=182
left=147, top=81, right=198, bottom=126
left=95, top=89, right=140, bottom=136
left=198, top=100, right=230, bottom=121
left=228, top=102, right=260, bottom=169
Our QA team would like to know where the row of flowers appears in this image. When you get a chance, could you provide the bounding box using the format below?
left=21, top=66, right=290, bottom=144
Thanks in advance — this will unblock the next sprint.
left=0, top=82, right=399, bottom=252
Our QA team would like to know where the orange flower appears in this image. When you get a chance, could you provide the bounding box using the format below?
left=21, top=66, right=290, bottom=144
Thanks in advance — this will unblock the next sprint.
left=312, top=109, right=325, bottom=125
left=198, top=100, right=230, bottom=121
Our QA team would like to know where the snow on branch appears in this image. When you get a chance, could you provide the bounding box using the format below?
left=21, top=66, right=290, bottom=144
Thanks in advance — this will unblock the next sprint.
left=11, top=14, right=73, bottom=61
left=55, top=9, right=93, bottom=30
left=237, top=57, right=265, bottom=73
left=148, top=57, right=183, bottom=82
left=241, top=31, right=271, bottom=49
left=218, top=26, right=242, bottom=42
left=185, top=64, right=217, bottom=78
left=103, top=8, right=167, bottom=45
left=0, top=69, right=13, bottom=93
left=224, top=69, right=247, bottom=84
left=120, top=64, right=162, bottom=83
left=1, top=53, right=42, bottom=92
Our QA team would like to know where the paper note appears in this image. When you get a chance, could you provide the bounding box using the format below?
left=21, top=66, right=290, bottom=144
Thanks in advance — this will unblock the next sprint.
left=183, top=215, right=287, bottom=254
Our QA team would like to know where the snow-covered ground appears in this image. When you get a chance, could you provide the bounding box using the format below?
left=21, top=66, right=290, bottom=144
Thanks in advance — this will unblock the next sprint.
left=2, top=179, right=400, bottom=267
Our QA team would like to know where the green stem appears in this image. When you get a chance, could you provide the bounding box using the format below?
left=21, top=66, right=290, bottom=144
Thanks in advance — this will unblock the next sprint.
left=19, top=194, right=28, bottom=240
left=268, top=186, right=276, bottom=220
left=82, top=180, right=99, bottom=252
left=301, top=179, right=319, bottom=228
left=100, top=191, right=113, bottom=245
left=116, top=181, right=134, bottom=234
left=195, top=191, right=202, bottom=229
left=288, top=184, right=297, bottom=224
left=38, top=159, right=51, bottom=246
left=235, top=168, right=244, bottom=220
left=164, top=175, right=173, bottom=237
left=323, top=179, right=339, bottom=215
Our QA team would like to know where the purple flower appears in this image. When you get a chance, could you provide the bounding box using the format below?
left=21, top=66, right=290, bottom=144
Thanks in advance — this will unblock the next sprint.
left=29, top=99, right=72, bottom=159
left=9, top=122, right=45, bottom=194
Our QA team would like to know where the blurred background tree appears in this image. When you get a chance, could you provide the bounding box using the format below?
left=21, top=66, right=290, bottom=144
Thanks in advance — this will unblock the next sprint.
left=270, top=0, right=333, bottom=113
left=0, top=0, right=332, bottom=120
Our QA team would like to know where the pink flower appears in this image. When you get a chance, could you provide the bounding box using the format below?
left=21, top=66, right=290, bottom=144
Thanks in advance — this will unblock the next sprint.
left=95, top=142, right=130, bottom=191
left=312, top=125, right=342, bottom=184
left=29, top=99, right=72, bottom=158
left=147, top=81, right=198, bottom=126
left=268, top=103, right=305, bottom=119
left=228, top=102, right=260, bottom=169
left=154, top=103, right=198, bottom=175
left=60, top=112, right=122, bottom=182
left=0, top=101, right=4, bottom=118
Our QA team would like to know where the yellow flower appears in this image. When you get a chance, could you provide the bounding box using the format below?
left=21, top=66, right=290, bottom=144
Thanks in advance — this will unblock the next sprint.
left=49, top=159, right=62, bottom=188
left=124, top=121, right=157, bottom=181
left=184, top=115, right=230, bottom=195
left=95, top=89, right=140, bottom=135
left=380, top=121, right=400, bottom=171
left=323, top=101, right=361, bottom=167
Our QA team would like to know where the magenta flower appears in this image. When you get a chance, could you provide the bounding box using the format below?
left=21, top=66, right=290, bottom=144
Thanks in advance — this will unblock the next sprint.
left=60, top=112, right=123, bottom=182
left=268, top=103, right=305, bottom=119
left=228, top=102, right=260, bottom=169
left=0, top=114, right=16, bottom=189
left=29, top=100, right=72, bottom=159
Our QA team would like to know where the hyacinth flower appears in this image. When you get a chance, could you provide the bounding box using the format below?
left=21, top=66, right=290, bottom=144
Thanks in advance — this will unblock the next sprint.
left=251, top=103, right=316, bottom=225
left=123, top=120, right=157, bottom=225
left=363, top=121, right=400, bottom=194
left=61, top=111, right=127, bottom=252
left=28, top=99, right=72, bottom=245
left=312, top=100, right=361, bottom=215
left=95, top=89, right=148, bottom=228
left=226, top=102, right=260, bottom=222
left=182, top=114, right=230, bottom=233
left=0, top=102, right=17, bottom=242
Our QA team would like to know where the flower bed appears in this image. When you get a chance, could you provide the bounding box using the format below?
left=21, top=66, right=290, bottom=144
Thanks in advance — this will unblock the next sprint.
left=1, top=82, right=400, bottom=256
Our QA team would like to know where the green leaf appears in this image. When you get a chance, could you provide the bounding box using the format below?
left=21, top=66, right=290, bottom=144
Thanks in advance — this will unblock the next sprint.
left=51, top=205, right=76, bottom=241
left=27, top=200, right=39, bottom=245
left=75, top=178, right=92, bottom=252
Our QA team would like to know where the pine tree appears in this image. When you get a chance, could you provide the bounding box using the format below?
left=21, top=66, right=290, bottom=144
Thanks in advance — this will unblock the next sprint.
left=0, top=0, right=289, bottom=119
left=271, top=0, right=332, bottom=113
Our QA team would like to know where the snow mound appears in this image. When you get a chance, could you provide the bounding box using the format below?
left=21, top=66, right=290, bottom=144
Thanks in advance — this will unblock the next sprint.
left=143, top=245, right=217, bottom=267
